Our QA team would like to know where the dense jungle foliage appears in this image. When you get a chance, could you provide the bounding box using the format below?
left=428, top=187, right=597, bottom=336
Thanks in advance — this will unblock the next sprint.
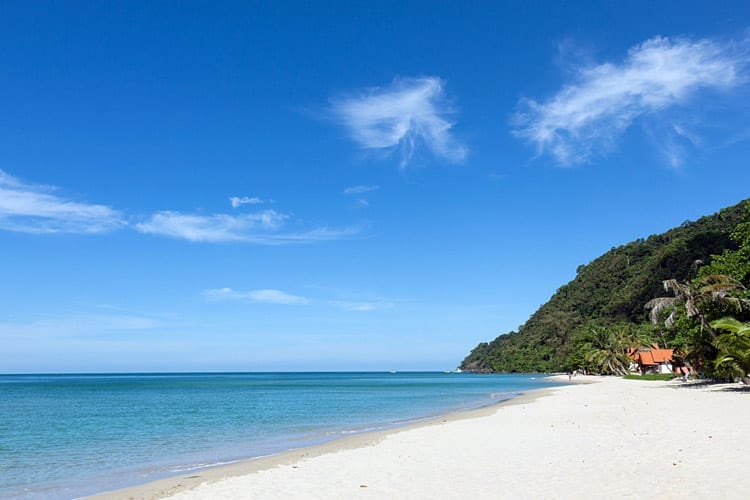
left=460, top=199, right=750, bottom=374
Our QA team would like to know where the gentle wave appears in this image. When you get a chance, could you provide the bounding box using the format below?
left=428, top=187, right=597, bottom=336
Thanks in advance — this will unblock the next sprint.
left=1, top=372, right=563, bottom=499
left=170, top=460, right=242, bottom=473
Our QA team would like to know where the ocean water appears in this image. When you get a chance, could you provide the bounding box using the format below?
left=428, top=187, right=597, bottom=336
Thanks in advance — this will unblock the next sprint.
left=0, top=372, right=562, bottom=499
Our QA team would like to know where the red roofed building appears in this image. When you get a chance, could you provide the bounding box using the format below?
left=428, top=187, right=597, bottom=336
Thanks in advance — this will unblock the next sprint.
left=628, top=346, right=674, bottom=374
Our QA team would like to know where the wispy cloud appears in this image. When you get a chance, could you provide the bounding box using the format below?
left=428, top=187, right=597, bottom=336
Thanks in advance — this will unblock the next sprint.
left=258, top=225, right=365, bottom=244
left=204, top=287, right=309, bottom=305
left=513, top=35, right=749, bottom=165
left=229, top=196, right=269, bottom=208
left=0, top=170, right=124, bottom=234
left=657, top=123, right=703, bottom=168
left=0, top=170, right=360, bottom=244
left=330, top=76, right=467, bottom=166
left=136, top=210, right=362, bottom=244
left=329, top=300, right=393, bottom=312
left=205, top=287, right=392, bottom=311
left=0, top=313, right=161, bottom=338
left=344, top=185, right=379, bottom=209
left=343, top=185, right=380, bottom=195
left=135, top=210, right=287, bottom=242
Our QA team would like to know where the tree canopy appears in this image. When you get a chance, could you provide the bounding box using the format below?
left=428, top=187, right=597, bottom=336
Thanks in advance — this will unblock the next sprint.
left=461, top=199, right=749, bottom=373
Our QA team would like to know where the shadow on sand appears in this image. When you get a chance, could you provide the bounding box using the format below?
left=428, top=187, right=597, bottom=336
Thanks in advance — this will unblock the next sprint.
left=666, top=380, right=750, bottom=393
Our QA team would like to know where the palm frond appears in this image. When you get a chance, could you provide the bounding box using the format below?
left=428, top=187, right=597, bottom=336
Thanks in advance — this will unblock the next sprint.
left=696, top=274, right=744, bottom=288
left=662, top=279, right=684, bottom=296
left=644, top=297, right=677, bottom=325
left=665, top=310, right=677, bottom=329
left=712, top=317, right=748, bottom=334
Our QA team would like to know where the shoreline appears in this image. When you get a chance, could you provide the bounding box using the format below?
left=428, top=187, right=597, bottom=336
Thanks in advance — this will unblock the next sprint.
left=93, top=375, right=750, bottom=499
left=90, top=380, right=564, bottom=499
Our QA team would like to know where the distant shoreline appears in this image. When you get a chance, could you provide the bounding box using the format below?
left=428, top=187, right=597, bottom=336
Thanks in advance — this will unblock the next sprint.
left=93, top=375, right=750, bottom=499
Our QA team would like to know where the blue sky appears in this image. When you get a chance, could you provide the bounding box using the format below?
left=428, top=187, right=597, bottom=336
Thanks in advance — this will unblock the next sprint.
left=2, top=1, right=750, bottom=372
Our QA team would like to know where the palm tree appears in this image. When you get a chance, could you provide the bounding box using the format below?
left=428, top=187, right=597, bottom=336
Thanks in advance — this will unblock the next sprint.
left=582, top=327, right=631, bottom=376
left=644, top=274, right=748, bottom=339
left=711, top=317, right=750, bottom=384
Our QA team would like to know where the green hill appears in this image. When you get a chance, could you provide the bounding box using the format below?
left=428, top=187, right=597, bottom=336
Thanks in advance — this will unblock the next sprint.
left=460, top=200, right=749, bottom=373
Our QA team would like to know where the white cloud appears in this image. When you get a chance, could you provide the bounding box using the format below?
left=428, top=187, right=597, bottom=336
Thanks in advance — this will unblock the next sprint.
left=672, top=124, right=701, bottom=146
left=260, top=225, right=365, bottom=244
left=135, top=210, right=288, bottom=242
left=0, top=169, right=124, bottom=234
left=136, top=210, right=362, bottom=244
left=345, top=186, right=378, bottom=209
left=0, top=170, right=360, bottom=244
left=659, top=123, right=703, bottom=169
left=513, top=35, right=749, bottom=165
left=329, top=300, right=391, bottom=312
left=204, top=287, right=309, bottom=305
left=331, top=77, right=467, bottom=166
left=229, top=196, right=268, bottom=208
left=343, top=185, right=380, bottom=195
left=205, top=287, right=393, bottom=310
left=0, top=313, right=160, bottom=338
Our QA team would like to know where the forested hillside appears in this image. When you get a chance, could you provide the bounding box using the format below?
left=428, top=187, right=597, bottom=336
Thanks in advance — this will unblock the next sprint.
left=460, top=200, right=749, bottom=373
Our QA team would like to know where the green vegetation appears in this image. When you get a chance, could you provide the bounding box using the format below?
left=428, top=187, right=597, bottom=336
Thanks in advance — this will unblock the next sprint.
left=699, top=203, right=750, bottom=284
left=645, top=274, right=747, bottom=340
left=461, top=199, right=750, bottom=376
left=623, top=373, right=674, bottom=381
left=568, top=324, right=653, bottom=376
left=711, top=317, right=750, bottom=384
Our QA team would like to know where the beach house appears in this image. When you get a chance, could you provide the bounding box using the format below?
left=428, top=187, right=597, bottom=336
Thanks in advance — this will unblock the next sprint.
left=628, top=347, right=674, bottom=374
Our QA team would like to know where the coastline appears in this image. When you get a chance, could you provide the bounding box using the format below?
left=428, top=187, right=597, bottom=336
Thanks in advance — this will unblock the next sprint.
left=5, top=372, right=553, bottom=498
left=92, top=375, right=750, bottom=499
left=90, top=381, right=559, bottom=499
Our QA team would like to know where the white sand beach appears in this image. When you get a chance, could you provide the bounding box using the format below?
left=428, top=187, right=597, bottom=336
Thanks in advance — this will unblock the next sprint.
left=97, top=376, right=750, bottom=499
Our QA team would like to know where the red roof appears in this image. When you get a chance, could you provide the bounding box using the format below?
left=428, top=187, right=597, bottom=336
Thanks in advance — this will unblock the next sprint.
left=651, top=349, right=673, bottom=363
left=636, top=349, right=673, bottom=365
left=639, top=351, right=655, bottom=365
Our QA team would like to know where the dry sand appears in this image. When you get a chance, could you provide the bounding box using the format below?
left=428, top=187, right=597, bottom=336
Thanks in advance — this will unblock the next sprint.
left=94, top=376, right=750, bottom=500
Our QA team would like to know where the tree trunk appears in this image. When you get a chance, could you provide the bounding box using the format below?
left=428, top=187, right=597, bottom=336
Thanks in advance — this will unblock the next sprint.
left=699, top=314, right=717, bottom=340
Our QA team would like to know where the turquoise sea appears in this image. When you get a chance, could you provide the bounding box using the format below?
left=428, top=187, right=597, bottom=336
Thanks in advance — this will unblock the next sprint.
left=1, top=372, right=563, bottom=499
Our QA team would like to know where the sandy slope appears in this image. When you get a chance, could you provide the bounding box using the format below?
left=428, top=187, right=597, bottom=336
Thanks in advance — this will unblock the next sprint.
left=99, top=376, right=750, bottom=500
